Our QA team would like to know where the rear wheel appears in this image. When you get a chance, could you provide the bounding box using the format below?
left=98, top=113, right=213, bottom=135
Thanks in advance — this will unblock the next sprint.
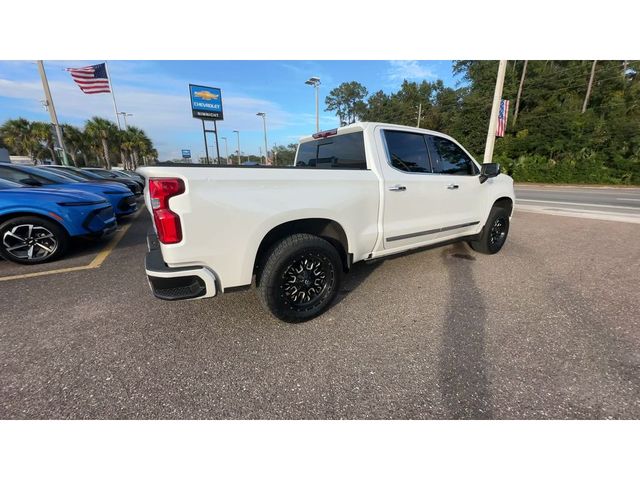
left=468, top=207, right=510, bottom=254
left=257, top=234, right=342, bottom=322
left=0, top=216, right=68, bottom=265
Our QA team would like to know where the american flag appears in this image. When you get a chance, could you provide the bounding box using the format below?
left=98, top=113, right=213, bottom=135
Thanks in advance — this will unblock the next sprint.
left=66, top=63, right=111, bottom=94
left=496, top=99, right=509, bottom=137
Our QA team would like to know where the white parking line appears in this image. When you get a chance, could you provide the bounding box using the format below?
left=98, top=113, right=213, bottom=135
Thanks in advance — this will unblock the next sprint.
left=517, top=198, right=640, bottom=211
left=516, top=205, right=640, bottom=224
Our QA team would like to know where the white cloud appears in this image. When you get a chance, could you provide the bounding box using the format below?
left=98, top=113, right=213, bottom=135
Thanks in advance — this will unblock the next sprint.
left=0, top=76, right=292, bottom=160
left=387, top=60, right=436, bottom=82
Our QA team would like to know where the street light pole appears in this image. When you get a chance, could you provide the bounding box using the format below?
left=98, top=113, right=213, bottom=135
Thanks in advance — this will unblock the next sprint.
left=221, top=136, right=229, bottom=164
left=305, top=76, right=321, bottom=132
left=233, top=130, right=240, bottom=165
left=118, top=112, right=133, bottom=128
left=256, top=112, right=268, bottom=164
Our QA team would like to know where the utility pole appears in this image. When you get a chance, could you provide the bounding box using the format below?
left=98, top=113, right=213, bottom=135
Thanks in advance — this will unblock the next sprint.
left=513, top=60, right=528, bottom=127
left=416, top=103, right=422, bottom=128
left=233, top=130, right=240, bottom=165
left=37, top=61, right=69, bottom=166
left=483, top=60, right=508, bottom=164
left=582, top=60, right=597, bottom=114
left=256, top=112, right=268, bottom=164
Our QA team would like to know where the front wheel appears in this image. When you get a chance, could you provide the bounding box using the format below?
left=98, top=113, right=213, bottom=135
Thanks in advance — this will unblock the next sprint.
left=468, top=207, right=510, bottom=254
left=257, top=234, right=342, bottom=322
left=0, top=216, right=68, bottom=264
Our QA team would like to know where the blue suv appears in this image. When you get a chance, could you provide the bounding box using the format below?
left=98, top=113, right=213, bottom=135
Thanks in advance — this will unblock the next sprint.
left=0, top=164, right=138, bottom=217
left=0, top=178, right=117, bottom=264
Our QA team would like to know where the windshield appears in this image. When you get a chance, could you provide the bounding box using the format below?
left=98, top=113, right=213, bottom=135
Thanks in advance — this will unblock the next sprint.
left=87, top=169, right=118, bottom=179
left=46, top=166, right=101, bottom=181
left=40, top=167, right=90, bottom=182
left=0, top=178, right=23, bottom=190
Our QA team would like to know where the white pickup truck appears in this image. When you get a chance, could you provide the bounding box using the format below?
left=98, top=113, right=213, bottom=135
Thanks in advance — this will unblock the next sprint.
left=139, top=122, right=514, bottom=322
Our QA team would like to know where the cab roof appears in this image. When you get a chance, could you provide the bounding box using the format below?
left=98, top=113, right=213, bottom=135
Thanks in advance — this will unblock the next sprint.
left=298, top=122, right=454, bottom=144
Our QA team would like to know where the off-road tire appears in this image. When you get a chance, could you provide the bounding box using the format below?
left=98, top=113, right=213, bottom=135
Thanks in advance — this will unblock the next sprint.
left=468, top=207, right=510, bottom=254
left=257, top=234, right=342, bottom=322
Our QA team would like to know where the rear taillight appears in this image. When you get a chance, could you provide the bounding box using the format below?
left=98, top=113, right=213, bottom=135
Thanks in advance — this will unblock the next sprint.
left=148, top=178, right=185, bottom=244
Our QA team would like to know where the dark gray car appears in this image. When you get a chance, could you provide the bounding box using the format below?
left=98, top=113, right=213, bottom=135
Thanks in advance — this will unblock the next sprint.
left=41, top=165, right=143, bottom=196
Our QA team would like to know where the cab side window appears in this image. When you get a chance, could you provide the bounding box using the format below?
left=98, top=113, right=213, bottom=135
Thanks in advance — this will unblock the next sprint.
left=383, top=130, right=431, bottom=173
left=427, top=136, right=478, bottom=175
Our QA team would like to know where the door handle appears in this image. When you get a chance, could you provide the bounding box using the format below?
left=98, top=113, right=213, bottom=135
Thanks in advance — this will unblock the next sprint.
left=389, top=185, right=407, bottom=191
left=446, top=184, right=459, bottom=190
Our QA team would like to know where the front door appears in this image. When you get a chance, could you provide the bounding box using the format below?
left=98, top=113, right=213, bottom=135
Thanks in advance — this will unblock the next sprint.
left=377, top=128, right=461, bottom=252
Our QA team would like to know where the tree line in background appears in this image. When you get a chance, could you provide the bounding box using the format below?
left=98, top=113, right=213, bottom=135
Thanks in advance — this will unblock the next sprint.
left=0, top=117, right=158, bottom=170
left=325, top=61, right=640, bottom=184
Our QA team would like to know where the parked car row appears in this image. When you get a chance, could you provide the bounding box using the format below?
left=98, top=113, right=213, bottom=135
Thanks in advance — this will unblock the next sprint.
left=0, top=165, right=143, bottom=265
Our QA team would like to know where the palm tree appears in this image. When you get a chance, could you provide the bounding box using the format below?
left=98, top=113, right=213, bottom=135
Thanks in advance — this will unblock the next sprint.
left=123, top=126, right=150, bottom=168
left=148, top=147, right=159, bottom=165
left=0, top=118, right=39, bottom=163
left=139, top=131, right=155, bottom=166
left=31, top=121, right=59, bottom=164
left=62, top=124, right=88, bottom=167
left=117, top=128, right=133, bottom=170
left=85, top=117, right=119, bottom=169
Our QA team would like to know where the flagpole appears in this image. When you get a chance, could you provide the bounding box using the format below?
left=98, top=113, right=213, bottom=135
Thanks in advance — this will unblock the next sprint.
left=37, top=60, right=69, bottom=166
left=104, top=61, right=121, bottom=130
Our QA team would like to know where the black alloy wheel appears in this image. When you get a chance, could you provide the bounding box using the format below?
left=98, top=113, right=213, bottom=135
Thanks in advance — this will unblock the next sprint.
left=488, top=216, right=508, bottom=250
left=281, top=252, right=334, bottom=308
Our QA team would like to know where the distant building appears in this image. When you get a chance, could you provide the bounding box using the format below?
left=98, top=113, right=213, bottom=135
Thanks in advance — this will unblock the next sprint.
left=0, top=148, right=9, bottom=163
left=9, top=156, right=36, bottom=165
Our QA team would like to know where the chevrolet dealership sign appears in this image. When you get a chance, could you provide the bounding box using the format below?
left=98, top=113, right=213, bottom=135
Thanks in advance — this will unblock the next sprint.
left=189, top=84, right=224, bottom=120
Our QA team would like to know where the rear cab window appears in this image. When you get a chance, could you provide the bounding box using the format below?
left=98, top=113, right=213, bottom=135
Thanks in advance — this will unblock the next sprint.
left=383, top=130, right=431, bottom=173
left=296, top=132, right=367, bottom=169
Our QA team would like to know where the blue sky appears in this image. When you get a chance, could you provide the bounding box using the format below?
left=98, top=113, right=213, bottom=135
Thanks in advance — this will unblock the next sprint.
left=0, top=60, right=458, bottom=160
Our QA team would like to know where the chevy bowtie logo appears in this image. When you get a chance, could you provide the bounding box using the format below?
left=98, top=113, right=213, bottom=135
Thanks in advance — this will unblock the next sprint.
left=194, top=90, right=219, bottom=101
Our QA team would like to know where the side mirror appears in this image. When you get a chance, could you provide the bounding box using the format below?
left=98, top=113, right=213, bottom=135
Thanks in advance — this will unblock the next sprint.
left=20, top=178, right=43, bottom=187
left=479, top=163, right=500, bottom=184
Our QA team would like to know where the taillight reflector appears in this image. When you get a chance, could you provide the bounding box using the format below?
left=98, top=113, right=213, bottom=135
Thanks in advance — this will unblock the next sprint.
left=148, top=178, right=185, bottom=244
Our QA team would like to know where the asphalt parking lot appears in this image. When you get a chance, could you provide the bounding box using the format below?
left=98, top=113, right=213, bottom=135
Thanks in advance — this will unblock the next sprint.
left=1, top=207, right=639, bottom=419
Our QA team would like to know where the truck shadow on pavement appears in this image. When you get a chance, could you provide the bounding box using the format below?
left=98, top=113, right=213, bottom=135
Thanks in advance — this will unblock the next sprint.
left=333, top=240, right=493, bottom=419
left=439, top=243, right=493, bottom=419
